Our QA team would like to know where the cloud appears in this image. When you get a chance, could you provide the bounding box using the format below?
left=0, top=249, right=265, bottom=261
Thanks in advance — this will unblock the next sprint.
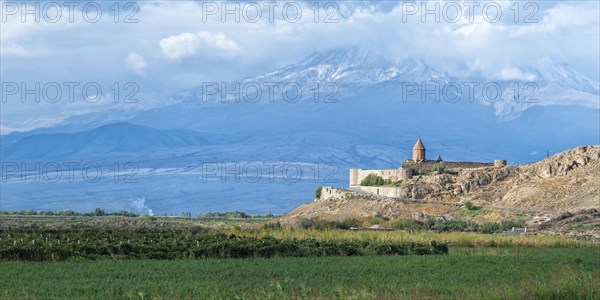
left=197, top=31, right=240, bottom=57
left=543, top=4, right=598, bottom=27
left=125, top=53, right=148, bottom=76
left=496, top=67, right=537, bottom=81
left=159, top=31, right=240, bottom=60
left=159, top=32, right=201, bottom=60
left=1, top=1, right=598, bottom=132
left=0, top=115, right=68, bottom=135
left=0, top=42, right=30, bottom=56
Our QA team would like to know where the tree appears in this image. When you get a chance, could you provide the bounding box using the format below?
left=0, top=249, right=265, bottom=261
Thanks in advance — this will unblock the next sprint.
left=360, top=173, right=385, bottom=186
left=93, top=208, right=105, bottom=216
left=315, top=187, right=323, bottom=199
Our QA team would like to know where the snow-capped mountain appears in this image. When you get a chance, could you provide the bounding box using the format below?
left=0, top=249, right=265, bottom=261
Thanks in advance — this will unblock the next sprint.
left=188, top=47, right=598, bottom=121
left=493, top=62, right=599, bottom=119
left=248, top=47, right=450, bottom=87
left=1, top=46, right=598, bottom=215
left=3, top=47, right=598, bottom=161
left=3, top=46, right=598, bottom=148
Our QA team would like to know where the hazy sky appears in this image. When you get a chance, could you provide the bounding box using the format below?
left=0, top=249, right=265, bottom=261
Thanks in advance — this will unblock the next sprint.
left=1, top=0, right=599, bottom=133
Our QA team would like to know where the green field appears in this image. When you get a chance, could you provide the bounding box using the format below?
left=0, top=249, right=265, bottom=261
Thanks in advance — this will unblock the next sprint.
left=1, top=248, right=599, bottom=299
left=1, top=215, right=599, bottom=299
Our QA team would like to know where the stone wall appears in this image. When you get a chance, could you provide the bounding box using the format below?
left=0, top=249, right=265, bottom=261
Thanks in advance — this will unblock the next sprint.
left=349, top=168, right=411, bottom=186
left=319, top=187, right=353, bottom=200
left=349, top=161, right=497, bottom=187
left=353, top=186, right=405, bottom=198
left=414, top=161, right=494, bottom=172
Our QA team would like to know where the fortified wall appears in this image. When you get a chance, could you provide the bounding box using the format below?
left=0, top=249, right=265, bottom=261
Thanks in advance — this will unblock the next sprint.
left=319, top=186, right=406, bottom=200
left=349, top=168, right=412, bottom=186
left=319, top=187, right=354, bottom=200
left=415, top=161, right=493, bottom=172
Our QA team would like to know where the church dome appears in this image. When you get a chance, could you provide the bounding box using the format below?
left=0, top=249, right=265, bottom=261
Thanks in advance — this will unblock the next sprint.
left=413, top=138, right=426, bottom=150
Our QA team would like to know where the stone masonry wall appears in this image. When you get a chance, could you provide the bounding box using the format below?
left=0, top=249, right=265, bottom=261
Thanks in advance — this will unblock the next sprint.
left=415, top=161, right=494, bottom=172
left=319, top=187, right=353, bottom=200
left=349, top=168, right=411, bottom=186
left=349, top=161, right=495, bottom=187
left=353, top=186, right=405, bottom=198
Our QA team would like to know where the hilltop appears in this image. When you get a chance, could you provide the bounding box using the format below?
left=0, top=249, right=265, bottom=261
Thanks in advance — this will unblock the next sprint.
left=276, top=146, right=600, bottom=236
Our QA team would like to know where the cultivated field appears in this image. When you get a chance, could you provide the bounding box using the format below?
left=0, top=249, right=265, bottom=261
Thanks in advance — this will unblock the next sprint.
left=1, top=248, right=598, bottom=299
left=0, top=215, right=598, bottom=299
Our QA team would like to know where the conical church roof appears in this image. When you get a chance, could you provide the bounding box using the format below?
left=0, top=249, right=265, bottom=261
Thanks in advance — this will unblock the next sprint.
left=413, top=138, right=426, bottom=150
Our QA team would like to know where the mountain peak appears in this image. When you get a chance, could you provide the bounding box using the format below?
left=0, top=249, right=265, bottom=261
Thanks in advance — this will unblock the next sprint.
left=247, top=46, right=448, bottom=87
left=543, top=63, right=599, bottom=93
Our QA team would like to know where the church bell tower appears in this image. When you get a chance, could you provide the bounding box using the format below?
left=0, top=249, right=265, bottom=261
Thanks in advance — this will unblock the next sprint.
left=412, top=137, right=426, bottom=162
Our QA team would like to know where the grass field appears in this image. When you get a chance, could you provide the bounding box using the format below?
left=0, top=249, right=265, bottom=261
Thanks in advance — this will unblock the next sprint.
left=1, top=215, right=599, bottom=299
left=1, top=248, right=599, bottom=299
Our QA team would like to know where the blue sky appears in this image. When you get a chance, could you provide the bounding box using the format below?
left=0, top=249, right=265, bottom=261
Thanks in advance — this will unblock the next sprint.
left=1, top=0, right=599, bottom=133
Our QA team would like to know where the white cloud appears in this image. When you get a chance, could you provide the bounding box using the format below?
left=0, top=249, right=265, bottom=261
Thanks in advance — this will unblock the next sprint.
left=125, top=53, right=148, bottom=76
left=497, top=67, right=537, bottom=81
left=159, top=31, right=240, bottom=60
left=159, top=32, right=201, bottom=60
left=543, top=4, right=598, bottom=27
left=197, top=31, right=240, bottom=57
left=0, top=115, right=67, bottom=135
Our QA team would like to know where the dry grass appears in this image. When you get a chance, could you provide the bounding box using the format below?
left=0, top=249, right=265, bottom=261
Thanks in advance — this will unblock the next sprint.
left=231, top=228, right=599, bottom=248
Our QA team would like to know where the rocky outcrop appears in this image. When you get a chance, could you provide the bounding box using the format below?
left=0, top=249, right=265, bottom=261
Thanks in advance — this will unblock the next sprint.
left=455, top=167, right=511, bottom=193
left=529, top=146, right=600, bottom=178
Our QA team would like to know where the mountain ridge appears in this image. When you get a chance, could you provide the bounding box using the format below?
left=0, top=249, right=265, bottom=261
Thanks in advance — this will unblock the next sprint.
left=1, top=122, right=209, bottom=160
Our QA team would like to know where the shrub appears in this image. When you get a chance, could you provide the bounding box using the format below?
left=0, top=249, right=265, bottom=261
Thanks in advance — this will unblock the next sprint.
left=432, top=162, right=446, bottom=174
left=499, top=220, right=526, bottom=231
left=360, top=173, right=385, bottom=186
left=388, top=219, right=425, bottom=231
left=480, top=222, right=500, bottom=234
left=311, top=219, right=363, bottom=230
left=315, top=187, right=322, bottom=199
left=300, top=218, right=314, bottom=229
left=262, top=222, right=282, bottom=230
left=464, top=201, right=480, bottom=211
left=201, top=211, right=250, bottom=219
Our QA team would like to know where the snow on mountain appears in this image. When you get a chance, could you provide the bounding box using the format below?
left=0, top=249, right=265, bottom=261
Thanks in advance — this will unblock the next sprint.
left=184, top=47, right=599, bottom=122
left=493, top=62, right=599, bottom=119
left=542, top=63, right=599, bottom=93
left=247, top=47, right=448, bottom=86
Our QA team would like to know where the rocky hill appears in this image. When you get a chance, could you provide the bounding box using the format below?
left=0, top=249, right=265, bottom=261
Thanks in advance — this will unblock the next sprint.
left=276, top=146, right=600, bottom=235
